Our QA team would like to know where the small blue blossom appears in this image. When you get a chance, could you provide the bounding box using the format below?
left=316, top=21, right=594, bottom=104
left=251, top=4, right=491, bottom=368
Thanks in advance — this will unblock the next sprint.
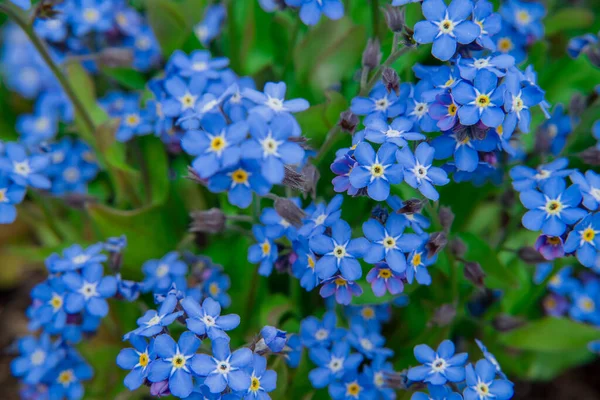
left=570, top=170, right=600, bottom=211
left=208, top=159, right=272, bottom=209
left=351, top=83, right=407, bottom=122
left=366, top=263, right=405, bottom=297
left=569, top=279, right=600, bottom=325
left=320, top=275, right=363, bottom=305
left=407, top=81, right=438, bottom=132
left=452, top=69, right=506, bottom=128
left=0, top=143, right=51, bottom=189
left=328, top=372, right=376, bottom=400
left=243, top=354, right=277, bottom=399
left=0, top=174, right=26, bottom=224
left=472, top=0, right=502, bottom=50
left=46, top=242, right=106, bottom=273
left=168, top=50, right=229, bottom=79
left=147, top=332, right=201, bottom=398
left=413, top=0, right=481, bottom=61
left=69, top=0, right=114, bottom=36
left=28, top=277, right=68, bottom=335
left=500, top=0, right=546, bottom=40
left=260, top=326, right=287, bottom=353
left=300, top=311, right=346, bottom=349
left=248, top=225, right=279, bottom=277
left=124, top=293, right=183, bottom=339
left=243, top=81, right=309, bottom=121
left=406, top=247, right=436, bottom=286
left=413, top=384, right=463, bottom=400
left=47, top=349, right=93, bottom=400
left=407, top=340, right=468, bottom=385
left=431, top=131, right=499, bottom=172
left=347, top=318, right=393, bottom=359
left=519, top=177, right=587, bottom=236
left=564, top=214, right=600, bottom=268
left=191, top=337, right=253, bottom=394
left=117, top=335, right=156, bottom=390
left=62, top=264, right=117, bottom=318
left=456, top=54, right=515, bottom=81
left=397, top=142, right=450, bottom=201
left=16, top=110, right=58, bottom=145
left=349, top=142, right=404, bottom=201
left=475, top=339, right=507, bottom=380
left=142, top=251, right=188, bottom=294
left=363, top=356, right=397, bottom=400
left=181, top=296, right=240, bottom=340
left=308, top=341, right=363, bottom=388
left=11, top=334, right=63, bottom=385
left=46, top=138, right=99, bottom=195
left=285, top=0, right=344, bottom=26
left=161, top=75, right=207, bottom=120
left=541, top=105, right=572, bottom=155
left=299, top=194, right=344, bottom=236
left=502, top=70, right=545, bottom=137
left=364, top=116, right=425, bottom=147
left=510, top=158, right=571, bottom=192
left=194, top=5, right=227, bottom=46
left=493, top=23, right=527, bottom=64
left=547, top=266, right=579, bottom=296
left=463, top=359, right=514, bottom=400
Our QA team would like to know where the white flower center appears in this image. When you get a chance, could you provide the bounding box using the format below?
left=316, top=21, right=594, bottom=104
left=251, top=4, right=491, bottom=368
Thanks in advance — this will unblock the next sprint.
left=179, top=93, right=198, bottom=110
left=260, top=134, right=281, bottom=156
left=333, top=245, right=347, bottom=259
left=13, top=161, right=31, bottom=177
left=431, top=357, right=447, bottom=372
left=315, top=328, right=329, bottom=341
left=147, top=315, right=162, bottom=326
left=328, top=357, right=344, bottom=373
left=30, top=350, right=46, bottom=366
left=202, top=314, right=216, bottom=327
left=35, top=117, right=50, bottom=132
left=136, top=36, right=151, bottom=50
left=590, top=187, right=600, bottom=201
left=314, top=214, right=327, bottom=226
left=72, top=254, right=90, bottom=265
left=473, top=58, right=491, bottom=69
left=360, top=338, right=373, bottom=351
left=63, top=167, right=80, bottom=183
left=266, top=96, right=284, bottom=112
left=411, top=102, right=429, bottom=119
left=79, top=281, right=98, bottom=300
left=375, top=98, right=389, bottom=111
left=83, top=8, right=100, bottom=23
left=156, top=264, right=170, bottom=278
left=412, top=163, right=429, bottom=180
left=534, top=169, right=551, bottom=180
left=192, top=62, right=208, bottom=72
left=438, top=18, right=455, bottom=34
left=217, top=361, right=231, bottom=374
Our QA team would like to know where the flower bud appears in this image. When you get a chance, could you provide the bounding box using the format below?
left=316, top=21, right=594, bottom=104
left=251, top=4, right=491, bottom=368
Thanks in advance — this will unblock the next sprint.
left=362, top=38, right=382, bottom=70
left=150, top=380, right=170, bottom=396
left=98, top=48, right=134, bottom=68
left=580, top=146, right=600, bottom=166
left=438, top=206, right=454, bottom=232
left=584, top=46, right=600, bottom=68
left=426, top=232, right=447, bottom=258
left=282, top=166, right=306, bottom=192
left=569, top=93, right=586, bottom=120
left=517, top=246, right=547, bottom=264
left=448, top=237, right=466, bottom=258
left=338, top=110, right=359, bottom=134
left=383, top=5, right=405, bottom=33
left=371, top=204, right=389, bottom=225
left=189, top=208, right=226, bottom=234
left=396, top=198, right=425, bottom=214
left=492, top=315, right=525, bottom=332
left=186, top=166, right=207, bottom=184
left=429, top=303, right=456, bottom=327
left=274, top=197, right=306, bottom=227
left=301, top=164, right=320, bottom=199
left=382, top=67, right=400, bottom=95
left=464, top=261, right=486, bottom=287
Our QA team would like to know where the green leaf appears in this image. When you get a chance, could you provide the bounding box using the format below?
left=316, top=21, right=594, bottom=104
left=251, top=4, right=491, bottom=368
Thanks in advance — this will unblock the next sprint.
left=138, top=135, right=170, bottom=206
left=294, top=17, right=366, bottom=101
left=296, top=90, right=348, bottom=144
left=459, top=232, right=520, bottom=290
left=65, top=62, right=109, bottom=130
left=147, top=0, right=195, bottom=56
left=545, top=8, right=595, bottom=35
left=102, top=67, right=147, bottom=90
left=499, top=317, right=600, bottom=352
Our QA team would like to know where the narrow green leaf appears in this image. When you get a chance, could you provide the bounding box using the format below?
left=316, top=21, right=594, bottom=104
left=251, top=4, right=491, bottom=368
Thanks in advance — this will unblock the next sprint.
left=545, top=8, right=595, bottom=35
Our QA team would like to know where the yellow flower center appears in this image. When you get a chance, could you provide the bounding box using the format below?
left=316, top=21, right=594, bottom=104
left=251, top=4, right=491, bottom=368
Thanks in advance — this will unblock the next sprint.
left=335, top=277, right=348, bottom=287
left=261, top=241, right=271, bottom=256
left=544, top=296, right=557, bottom=309
left=0, top=188, right=6, bottom=203
left=411, top=253, right=422, bottom=267
left=249, top=377, right=261, bottom=392
left=180, top=93, right=196, bottom=109
left=125, top=114, right=140, bottom=127
left=580, top=297, right=595, bottom=312
left=57, top=369, right=75, bottom=386
left=444, top=78, right=455, bottom=88
left=172, top=355, right=186, bottom=369
left=361, top=307, right=375, bottom=319
left=139, top=353, right=149, bottom=367
left=476, top=383, right=490, bottom=396
left=378, top=268, right=392, bottom=279
left=370, top=163, right=385, bottom=177
left=545, top=200, right=563, bottom=215
left=50, top=294, right=63, bottom=311
left=448, top=103, right=457, bottom=116
left=210, top=137, right=226, bottom=152
left=516, top=10, right=531, bottom=25
left=583, top=228, right=596, bottom=242
left=209, top=282, right=220, bottom=296
left=346, top=382, right=361, bottom=398
left=231, top=168, right=249, bottom=184
left=476, top=94, right=491, bottom=108
left=498, top=38, right=513, bottom=52
left=308, top=256, right=315, bottom=269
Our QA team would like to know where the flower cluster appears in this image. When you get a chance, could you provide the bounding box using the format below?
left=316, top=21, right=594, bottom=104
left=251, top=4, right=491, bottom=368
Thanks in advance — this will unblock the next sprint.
left=259, top=0, right=344, bottom=26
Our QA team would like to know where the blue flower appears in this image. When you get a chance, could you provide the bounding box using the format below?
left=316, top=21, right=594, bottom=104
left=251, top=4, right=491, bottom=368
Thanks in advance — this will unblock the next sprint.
left=347, top=318, right=392, bottom=359
left=0, top=173, right=26, bottom=224
left=203, top=268, right=232, bottom=308
left=0, top=143, right=50, bottom=189
left=243, top=81, right=309, bottom=121
left=168, top=50, right=229, bottom=79
left=208, top=159, right=272, bottom=209
left=147, top=332, right=201, bottom=398
left=349, top=142, right=404, bottom=201
left=46, top=138, right=99, bottom=195
left=564, top=214, right=600, bottom=268
left=387, top=195, right=431, bottom=234
left=472, top=0, right=501, bottom=50
left=364, top=116, right=425, bottom=147
left=223, top=78, right=257, bottom=122
left=463, top=359, right=514, bottom=400
left=308, top=341, right=363, bottom=388
left=300, top=311, right=346, bottom=349
left=299, top=194, right=343, bottom=236
left=69, top=0, right=114, bottom=36
left=328, top=372, right=376, bottom=400
left=362, top=214, right=425, bottom=272
left=46, top=242, right=106, bottom=273
left=366, top=263, right=405, bottom=297
left=115, top=103, right=153, bottom=142
left=241, top=113, right=305, bottom=184
left=429, top=92, right=460, bottom=131
left=407, top=81, right=438, bottom=132
left=285, top=0, right=344, bottom=26
left=362, top=356, right=396, bottom=400
left=182, top=114, right=248, bottom=179
left=413, top=384, right=463, bottom=400
left=569, top=279, right=600, bottom=325
left=28, top=277, right=68, bottom=335
left=161, top=75, right=207, bottom=119
left=309, top=219, right=370, bottom=281
left=452, top=69, right=506, bottom=128
left=568, top=33, right=598, bottom=59
left=117, top=335, right=156, bottom=390
left=284, top=334, right=303, bottom=368
left=456, top=54, right=515, bottom=81
left=62, top=264, right=116, bottom=317
left=142, top=251, right=188, bottom=294
left=16, top=110, right=58, bottom=145
left=493, top=23, right=527, bottom=63
left=181, top=296, right=240, bottom=340
left=47, top=349, right=93, bottom=400
left=351, top=83, right=407, bottom=122
left=475, top=339, right=507, bottom=380
left=406, top=247, right=436, bottom=285
left=319, top=275, right=363, bottom=305
left=510, top=158, right=571, bottom=192
left=248, top=225, right=279, bottom=277
left=11, top=334, right=63, bottom=385
left=124, top=293, right=183, bottom=339
left=500, top=0, right=546, bottom=40
left=243, top=354, right=277, bottom=399
left=194, top=5, right=227, bottom=46
left=413, top=0, right=481, bottom=61
left=547, top=266, right=578, bottom=296
left=502, top=70, right=545, bottom=137
left=431, top=131, right=499, bottom=173
left=407, top=340, right=468, bottom=385
left=397, top=142, right=450, bottom=201
left=570, top=170, right=600, bottom=211
left=260, top=326, right=287, bottom=353
left=191, top=337, right=253, bottom=394
left=541, top=105, right=572, bottom=155
left=520, top=177, right=587, bottom=236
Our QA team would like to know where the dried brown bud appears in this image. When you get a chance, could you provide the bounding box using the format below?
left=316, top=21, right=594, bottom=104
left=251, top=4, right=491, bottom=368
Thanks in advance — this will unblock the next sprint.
left=449, top=238, right=467, bottom=258
left=301, top=164, right=320, bottom=199
left=189, top=208, right=226, bottom=234
left=382, top=67, right=400, bottom=95
left=288, top=136, right=311, bottom=150
left=517, top=247, right=547, bottom=264
left=383, top=5, right=405, bottom=33
left=426, top=232, right=447, bottom=258
left=439, top=206, right=454, bottom=232
left=282, top=166, right=306, bottom=192
left=534, top=125, right=553, bottom=155
left=429, top=304, right=457, bottom=327
left=580, top=146, right=600, bottom=166
left=401, top=26, right=417, bottom=48
left=186, top=166, right=206, bottom=184
left=584, top=46, right=600, bottom=68
left=274, top=198, right=306, bottom=227
left=396, top=198, right=425, bottom=214
left=492, top=314, right=526, bottom=332
left=98, top=48, right=134, bottom=68
left=62, top=193, right=98, bottom=209
left=569, top=93, right=586, bottom=120
left=464, top=261, right=486, bottom=287
left=338, top=110, right=359, bottom=134
left=362, top=38, right=382, bottom=70
left=36, top=0, right=64, bottom=19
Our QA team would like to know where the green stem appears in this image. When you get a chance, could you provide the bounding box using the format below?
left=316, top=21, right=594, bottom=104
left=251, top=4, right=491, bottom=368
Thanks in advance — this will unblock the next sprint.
left=315, top=125, right=342, bottom=164
left=0, top=3, right=96, bottom=136
left=371, top=0, right=380, bottom=38
left=359, top=42, right=408, bottom=96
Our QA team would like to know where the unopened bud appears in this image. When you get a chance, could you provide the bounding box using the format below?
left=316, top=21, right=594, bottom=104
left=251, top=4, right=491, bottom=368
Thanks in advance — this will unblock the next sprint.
left=534, top=125, right=553, bottom=155
left=396, top=198, right=425, bottom=214
left=580, top=146, right=600, bottom=166
left=274, top=197, right=306, bottom=227
left=382, top=67, right=400, bottom=95
left=584, top=46, right=600, bottom=68
left=426, top=232, right=447, bottom=258
left=429, top=303, right=456, bottom=327
left=362, top=38, right=382, bottom=70
left=36, top=0, right=64, bottom=19
left=150, top=380, right=170, bottom=396
left=282, top=166, right=306, bottom=192
left=402, top=26, right=417, bottom=48
left=98, top=48, right=134, bottom=68
left=383, top=5, right=405, bottom=33
left=62, top=193, right=98, bottom=209
left=569, top=93, right=586, bottom=120
left=186, top=166, right=206, bottom=184
left=464, top=261, right=486, bottom=287
left=338, top=110, right=359, bottom=134
left=439, top=206, right=454, bottom=232
left=517, top=246, right=547, bottom=264
left=371, top=204, right=389, bottom=225
left=288, top=136, right=311, bottom=149
left=492, top=314, right=526, bottom=332
left=189, top=208, right=226, bottom=234
left=449, top=238, right=466, bottom=258
left=301, top=164, right=320, bottom=199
